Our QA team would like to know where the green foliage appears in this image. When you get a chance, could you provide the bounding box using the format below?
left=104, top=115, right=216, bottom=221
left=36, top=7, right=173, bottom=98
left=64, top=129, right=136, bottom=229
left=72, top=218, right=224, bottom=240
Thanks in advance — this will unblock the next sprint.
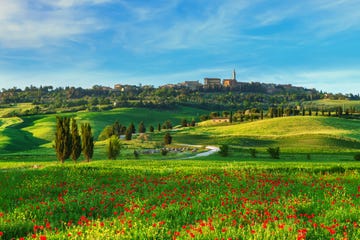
left=219, top=144, right=229, bottom=157
left=138, top=121, right=146, bottom=133
left=149, top=125, right=155, bottom=132
left=70, top=118, right=82, bottom=162
left=54, top=116, right=71, bottom=163
left=162, top=120, right=172, bottom=130
left=125, top=124, right=133, bottom=141
left=107, top=135, right=121, bottom=160
left=354, top=153, right=360, bottom=161
left=181, top=119, right=188, bottom=127
left=164, top=132, right=172, bottom=145
left=161, top=148, right=168, bottom=156
left=81, top=123, right=94, bottom=162
left=249, top=148, right=257, bottom=158
left=133, top=150, right=139, bottom=159
left=267, top=147, right=280, bottom=159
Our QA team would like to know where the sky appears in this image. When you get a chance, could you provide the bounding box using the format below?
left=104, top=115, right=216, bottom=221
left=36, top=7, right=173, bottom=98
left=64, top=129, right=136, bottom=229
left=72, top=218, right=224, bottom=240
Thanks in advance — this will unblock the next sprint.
left=0, top=0, right=359, bottom=94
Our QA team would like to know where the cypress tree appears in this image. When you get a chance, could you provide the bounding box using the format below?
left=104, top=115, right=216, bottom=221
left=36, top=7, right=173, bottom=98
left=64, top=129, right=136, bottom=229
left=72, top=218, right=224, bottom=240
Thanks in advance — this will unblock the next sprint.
left=81, top=123, right=94, bottom=162
left=164, top=132, right=172, bottom=145
left=55, top=116, right=71, bottom=163
left=70, top=118, right=82, bottom=162
left=138, top=121, right=146, bottom=133
left=125, top=124, right=133, bottom=140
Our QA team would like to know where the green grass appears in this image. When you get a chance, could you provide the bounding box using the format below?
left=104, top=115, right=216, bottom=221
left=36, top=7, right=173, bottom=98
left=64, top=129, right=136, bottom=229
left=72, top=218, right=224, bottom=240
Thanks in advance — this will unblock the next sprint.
left=308, top=99, right=360, bottom=108
left=0, top=106, right=208, bottom=154
left=173, top=116, right=360, bottom=152
left=0, top=160, right=359, bottom=239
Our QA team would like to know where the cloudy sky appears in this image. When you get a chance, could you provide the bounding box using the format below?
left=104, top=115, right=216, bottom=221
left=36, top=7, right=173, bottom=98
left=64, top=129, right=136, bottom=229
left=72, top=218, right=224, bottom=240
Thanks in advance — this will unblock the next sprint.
left=0, top=0, right=359, bottom=94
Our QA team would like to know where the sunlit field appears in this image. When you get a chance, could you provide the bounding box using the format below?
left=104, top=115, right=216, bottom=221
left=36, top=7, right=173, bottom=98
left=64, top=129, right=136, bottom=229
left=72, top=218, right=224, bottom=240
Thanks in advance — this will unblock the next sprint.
left=0, top=160, right=359, bottom=239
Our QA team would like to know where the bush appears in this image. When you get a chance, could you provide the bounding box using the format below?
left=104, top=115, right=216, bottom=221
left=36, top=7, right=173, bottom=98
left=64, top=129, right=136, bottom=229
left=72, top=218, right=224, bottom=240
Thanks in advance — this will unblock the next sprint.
left=219, top=144, right=229, bottom=157
left=354, top=153, right=360, bottom=161
left=133, top=150, right=139, bottom=159
left=107, top=136, right=121, bottom=160
left=249, top=148, right=256, bottom=158
left=161, top=148, right=168, bottom=156
left=267, top=147, right=280, bottom=159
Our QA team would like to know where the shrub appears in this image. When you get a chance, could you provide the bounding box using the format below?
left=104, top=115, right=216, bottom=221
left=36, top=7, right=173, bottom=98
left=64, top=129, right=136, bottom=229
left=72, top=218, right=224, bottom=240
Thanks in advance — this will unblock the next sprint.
left=354, top=153, right=360, bottom=161
left=133, top=150, right=139, bottom=159
left=107, top=136, right=121, bottom=160
left=161, top=148, right=168, bottom=156
left=219, top=144, right=229, bottom=157
left=267, top=147, right=280, bottom=159
left=249, top=148, right=256, bottom=158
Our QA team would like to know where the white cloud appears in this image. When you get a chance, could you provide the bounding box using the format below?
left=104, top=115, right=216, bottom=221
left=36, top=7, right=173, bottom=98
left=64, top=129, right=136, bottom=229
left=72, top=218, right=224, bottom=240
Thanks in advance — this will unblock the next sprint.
left=0, top=0, right=108, bottom=48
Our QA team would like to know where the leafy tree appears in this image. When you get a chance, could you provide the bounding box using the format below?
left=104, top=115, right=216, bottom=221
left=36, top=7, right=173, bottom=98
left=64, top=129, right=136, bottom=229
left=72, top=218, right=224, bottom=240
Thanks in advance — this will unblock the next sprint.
left=98, top=125, right=115, bottom=140
left=354, top=153, right=360, bottom=161
left=162, top=120, right=172, bottom=130
left=219, top=144, right=229, bottom=157
left=267, top=147, right=280, bottom=159
left=138, top=121, right=146, bottom=133
left=249, top=148, right=256, bottom=158
left=190, top=119, right=196, bottom=127
left=70, top=118, right=82, bottom=162
left=55, top=116, right=71, bottom=163
left=164, top=132, right=172, bottom=145
left=107, top=135, right=121, bottom=160
left=81, top=123, right=94, bottom=162
left=181, top=119, right=188, bottom=127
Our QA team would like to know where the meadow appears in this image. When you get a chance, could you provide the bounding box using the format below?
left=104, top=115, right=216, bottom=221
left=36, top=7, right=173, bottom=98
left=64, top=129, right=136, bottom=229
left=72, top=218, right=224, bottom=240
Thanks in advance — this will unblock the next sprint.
left=1, top=102, right=360, bottom=239
left=0, top=160, right=360, bottom=239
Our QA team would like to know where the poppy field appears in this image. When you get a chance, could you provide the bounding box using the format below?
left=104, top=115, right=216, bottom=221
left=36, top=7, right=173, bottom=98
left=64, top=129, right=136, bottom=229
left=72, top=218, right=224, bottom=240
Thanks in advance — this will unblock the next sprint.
left=0, top=160, right=359, bottom=239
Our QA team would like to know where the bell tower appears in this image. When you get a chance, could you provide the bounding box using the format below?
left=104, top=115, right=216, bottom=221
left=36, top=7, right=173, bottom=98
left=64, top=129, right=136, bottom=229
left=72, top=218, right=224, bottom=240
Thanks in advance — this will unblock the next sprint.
left=232, top=69, right=236, bottom=80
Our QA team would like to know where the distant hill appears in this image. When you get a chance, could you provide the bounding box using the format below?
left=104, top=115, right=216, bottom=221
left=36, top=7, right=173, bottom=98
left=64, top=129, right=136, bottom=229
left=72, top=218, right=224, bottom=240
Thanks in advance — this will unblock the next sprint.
left=174, top=116, right=360, bottom=152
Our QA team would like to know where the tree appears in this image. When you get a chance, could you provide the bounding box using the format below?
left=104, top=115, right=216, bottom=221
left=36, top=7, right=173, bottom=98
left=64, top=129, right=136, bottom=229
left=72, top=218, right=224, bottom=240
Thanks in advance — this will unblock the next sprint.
left=219, top=144, right=229, bottom=157
left=158, top=123, right=161, bottom=132
left=70, top=118, right=82, bottom=162
left=149, top=125, right=155, bottom=132
left=55, top=116, right=71, bottom=163
left=129, top=122, right=136, bottom=133
left=181, top=119, right=188, bottom=127
left=81, top=123, right=94, bottom=162
left=125, top=124, right=133, bottom=140
left=113, top=121, right=122, bottom=136
left=107, top=135, right=121, bottom=160
left=138, top=121, right=146, bottom=133
left=164, top=132, right=172, bottom=145
left=267, top=147, right=280, bottom=159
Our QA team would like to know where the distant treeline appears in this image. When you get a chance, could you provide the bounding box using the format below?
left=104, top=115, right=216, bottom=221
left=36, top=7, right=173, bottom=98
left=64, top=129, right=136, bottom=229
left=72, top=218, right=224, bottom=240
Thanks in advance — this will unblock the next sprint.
left=0, top=84, right=359, bottom=116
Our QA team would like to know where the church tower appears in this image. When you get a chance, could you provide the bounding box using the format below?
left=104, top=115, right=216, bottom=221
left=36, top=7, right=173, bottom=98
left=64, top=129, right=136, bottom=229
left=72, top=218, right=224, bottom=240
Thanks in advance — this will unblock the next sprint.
left=232, top=69, right=236, bottom=80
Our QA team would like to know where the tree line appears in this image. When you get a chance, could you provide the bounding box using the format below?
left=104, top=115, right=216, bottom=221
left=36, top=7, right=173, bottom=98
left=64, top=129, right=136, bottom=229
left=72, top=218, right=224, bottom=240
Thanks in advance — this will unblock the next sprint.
left=54, top=117, right=94, bottom=163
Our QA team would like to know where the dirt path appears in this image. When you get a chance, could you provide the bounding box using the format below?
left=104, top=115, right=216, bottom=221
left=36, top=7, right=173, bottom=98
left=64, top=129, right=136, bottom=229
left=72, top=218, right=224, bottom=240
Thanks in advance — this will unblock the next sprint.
left=187, top=146, right=220, bottom=159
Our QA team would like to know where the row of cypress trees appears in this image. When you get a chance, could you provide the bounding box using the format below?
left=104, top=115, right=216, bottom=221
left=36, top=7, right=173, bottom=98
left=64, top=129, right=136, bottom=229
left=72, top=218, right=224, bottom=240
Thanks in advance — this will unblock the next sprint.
left=54, top=116, right=94, bottom=163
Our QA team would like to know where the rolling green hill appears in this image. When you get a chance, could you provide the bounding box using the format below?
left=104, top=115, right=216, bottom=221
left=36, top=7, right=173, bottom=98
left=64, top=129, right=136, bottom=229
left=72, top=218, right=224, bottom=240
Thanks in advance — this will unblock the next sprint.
left=0, top=107, right=207, bottom=154
left=174, top=116, right=360, bottom=152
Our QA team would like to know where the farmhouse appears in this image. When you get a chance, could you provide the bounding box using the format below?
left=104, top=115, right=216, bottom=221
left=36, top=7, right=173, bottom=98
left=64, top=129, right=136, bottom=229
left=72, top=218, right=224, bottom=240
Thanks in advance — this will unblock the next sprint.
left=212, top=117, right=230, bottom=123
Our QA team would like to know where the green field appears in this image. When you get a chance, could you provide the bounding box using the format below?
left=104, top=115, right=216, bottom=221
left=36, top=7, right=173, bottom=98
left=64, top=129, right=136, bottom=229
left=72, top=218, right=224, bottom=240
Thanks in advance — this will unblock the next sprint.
left=1, top=161, right=360, bottom=239
left=1, top=104, right=360, bottom=239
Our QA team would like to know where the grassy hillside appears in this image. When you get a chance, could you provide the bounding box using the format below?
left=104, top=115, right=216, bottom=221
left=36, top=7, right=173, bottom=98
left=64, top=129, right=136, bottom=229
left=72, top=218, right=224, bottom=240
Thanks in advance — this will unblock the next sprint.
left=0, top=107, right=208, bottom=154
left=305, top=99, right=360, bottom=109
left=174, top=116, right=360, bottom=152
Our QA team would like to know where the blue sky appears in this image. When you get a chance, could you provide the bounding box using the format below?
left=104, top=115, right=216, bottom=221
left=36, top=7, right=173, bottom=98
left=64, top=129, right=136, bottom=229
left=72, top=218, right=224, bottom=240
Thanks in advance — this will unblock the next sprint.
left=0, top=0, right=359, bottom=94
